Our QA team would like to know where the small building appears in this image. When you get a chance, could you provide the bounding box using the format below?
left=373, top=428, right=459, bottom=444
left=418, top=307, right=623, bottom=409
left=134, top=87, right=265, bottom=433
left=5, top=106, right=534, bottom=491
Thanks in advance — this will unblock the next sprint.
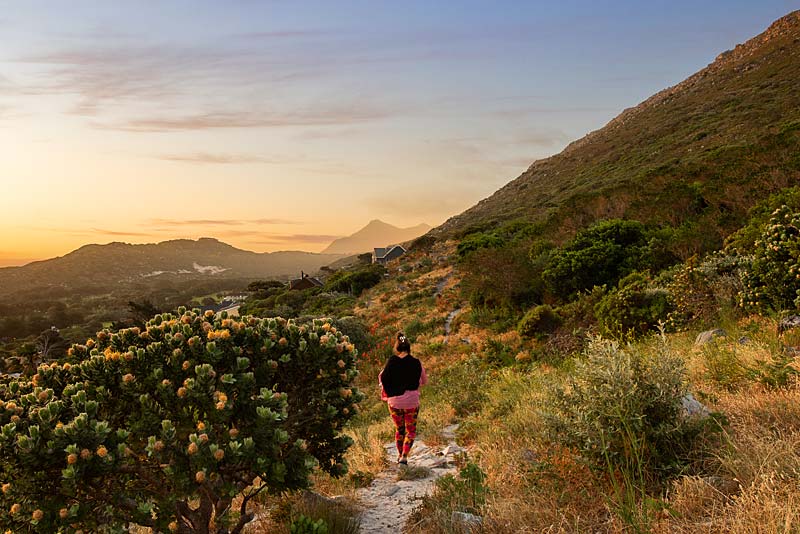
left=373, top=245, right=406, bottom=264
left=288, top=271, right=324, bottom=291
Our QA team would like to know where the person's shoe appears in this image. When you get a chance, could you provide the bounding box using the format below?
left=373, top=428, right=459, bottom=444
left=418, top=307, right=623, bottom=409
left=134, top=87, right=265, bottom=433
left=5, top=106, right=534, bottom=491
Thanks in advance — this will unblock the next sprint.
left=399, top=456, right=408, bottom=465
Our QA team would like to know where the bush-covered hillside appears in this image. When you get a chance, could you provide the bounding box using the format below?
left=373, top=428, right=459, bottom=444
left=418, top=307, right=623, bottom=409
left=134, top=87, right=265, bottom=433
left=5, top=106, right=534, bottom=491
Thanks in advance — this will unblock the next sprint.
left=433, top=11, right=800, bottom=258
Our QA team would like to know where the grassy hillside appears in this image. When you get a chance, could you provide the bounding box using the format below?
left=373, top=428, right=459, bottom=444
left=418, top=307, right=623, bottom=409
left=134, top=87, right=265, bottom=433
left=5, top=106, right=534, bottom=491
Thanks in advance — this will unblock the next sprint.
left=433, top=11, right=800, bottom=251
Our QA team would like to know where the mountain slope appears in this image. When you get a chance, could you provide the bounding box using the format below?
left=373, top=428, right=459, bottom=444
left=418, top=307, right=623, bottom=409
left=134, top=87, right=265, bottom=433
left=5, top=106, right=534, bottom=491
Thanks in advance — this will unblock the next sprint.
left=321, top=220, right=431, bottom=254
left=433, top=11, right=800, bottom=249
left=0, top=238, right=345, bottom=298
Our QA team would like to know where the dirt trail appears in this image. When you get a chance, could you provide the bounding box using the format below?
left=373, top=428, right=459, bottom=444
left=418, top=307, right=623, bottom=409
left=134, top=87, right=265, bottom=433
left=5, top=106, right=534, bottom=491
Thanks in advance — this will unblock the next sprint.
left=356, top=425, right=460, bottom=533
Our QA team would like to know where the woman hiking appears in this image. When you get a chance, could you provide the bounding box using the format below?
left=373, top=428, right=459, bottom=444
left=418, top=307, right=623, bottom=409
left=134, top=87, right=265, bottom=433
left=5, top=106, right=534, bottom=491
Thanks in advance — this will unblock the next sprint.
left=379, top=332, right=428, bottom=464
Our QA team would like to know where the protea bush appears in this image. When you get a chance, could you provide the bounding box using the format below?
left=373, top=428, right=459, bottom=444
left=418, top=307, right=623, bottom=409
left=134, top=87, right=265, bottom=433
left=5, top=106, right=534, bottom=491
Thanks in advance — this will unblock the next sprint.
left=739, top=205, right=800, bottom=312
left=0, top=308, right=363, bottom=533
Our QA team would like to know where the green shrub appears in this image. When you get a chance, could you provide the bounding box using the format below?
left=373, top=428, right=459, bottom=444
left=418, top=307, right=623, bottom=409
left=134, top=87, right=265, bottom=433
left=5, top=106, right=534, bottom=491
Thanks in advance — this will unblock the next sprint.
left=456, top=232, right=506, bottom=260
left=517, top=305, right=562, bottom=338
left=543, top=335, right=711, bottom=479
left=660, top=252, right=746, bottom=330
left=0, top=310, right=361, bottom=533
left=725, top=186, right=800, bottom=253
left=291, top=514, right=329, bottom=534
left=751, top=350, right=800, bottom=389
left=543, top=219, right=651, bottom=299
left=482, top=339, right=515, bottom=367
left=739, top=205, right=800, bottom=312
left=460, top=243, right=539, bottom=310
left=701, top=342, right=750, bottom=391
left=408, top=461, right=489, bottom=530
left=324, top=264, right=385, bottom=297
left=595, top=272, right=673, bottom=339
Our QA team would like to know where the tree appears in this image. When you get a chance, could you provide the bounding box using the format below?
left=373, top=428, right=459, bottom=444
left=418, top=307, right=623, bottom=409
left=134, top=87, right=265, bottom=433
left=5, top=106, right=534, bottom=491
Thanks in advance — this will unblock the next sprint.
left=35, top=327, right=68, bottom=362
left=128, top=299, right=161, bottom=328
left=0, top=309, right=362, bottom=533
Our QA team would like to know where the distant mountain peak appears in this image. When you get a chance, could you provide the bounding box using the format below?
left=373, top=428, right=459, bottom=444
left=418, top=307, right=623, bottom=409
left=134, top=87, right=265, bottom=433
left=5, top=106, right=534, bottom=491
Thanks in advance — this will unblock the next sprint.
left=321, top=220, right=432, bottom=255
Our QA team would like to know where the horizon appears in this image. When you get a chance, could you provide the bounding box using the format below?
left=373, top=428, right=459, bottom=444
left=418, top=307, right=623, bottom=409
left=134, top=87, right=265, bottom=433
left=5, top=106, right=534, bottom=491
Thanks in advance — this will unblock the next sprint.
left=2, top=1, right=798, bottom=266
left=0, top=221, right=431, bottom=268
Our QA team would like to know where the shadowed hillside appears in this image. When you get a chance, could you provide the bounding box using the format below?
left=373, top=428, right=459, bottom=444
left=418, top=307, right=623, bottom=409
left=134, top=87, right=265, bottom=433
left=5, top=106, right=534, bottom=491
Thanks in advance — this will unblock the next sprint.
left=0, top=238, right=345, bottom=299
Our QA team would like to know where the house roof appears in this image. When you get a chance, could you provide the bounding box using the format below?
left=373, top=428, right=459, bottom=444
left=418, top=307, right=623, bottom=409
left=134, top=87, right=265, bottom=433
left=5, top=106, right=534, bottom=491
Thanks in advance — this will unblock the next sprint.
left=288, top=275, right=323, bottom=289
left=373, top=244, right=406, bottom=259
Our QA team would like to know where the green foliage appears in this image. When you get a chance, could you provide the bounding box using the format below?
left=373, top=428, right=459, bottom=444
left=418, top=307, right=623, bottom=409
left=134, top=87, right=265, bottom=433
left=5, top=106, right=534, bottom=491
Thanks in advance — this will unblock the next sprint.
left=543, top=336, right=711, bottom=479
left=726, top=186, right=800, bottom=253
left=410, top=234, right=437, bottom=251
left=517, top=305, right=562, bottom=338
left=329, top=316, right=372, bottom=355
left=701, top=342, right=749, bottom=391
left=660, top=252, right=746, bottom=330
left=595, top=273, right=673, bottom=339
left=324, top=265, right=385, bottom=297
left=739, top=205, right=800, bottom=312
left=543, top=219, right=651, bottom=299
left=433, top=357, right=490, bottom=417
left=460, top=243, right=540, bottom=311
left=291, top=515, right=329, bottom=534
left=751, top=350, right=800, bottom=389
left=456, top=232, right=505, bottom=260
left=247, top=280, right=286, bottom=293
left=0, top=310, right=362, bottom=533
left=482, top=339, right=515, bottom=367
left=409, top=460, right=489, bottom=529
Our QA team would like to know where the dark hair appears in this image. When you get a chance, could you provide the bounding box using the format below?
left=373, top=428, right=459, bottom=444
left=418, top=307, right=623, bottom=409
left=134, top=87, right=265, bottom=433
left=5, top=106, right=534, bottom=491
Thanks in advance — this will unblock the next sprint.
left=395, top=332, right=411, bottom=354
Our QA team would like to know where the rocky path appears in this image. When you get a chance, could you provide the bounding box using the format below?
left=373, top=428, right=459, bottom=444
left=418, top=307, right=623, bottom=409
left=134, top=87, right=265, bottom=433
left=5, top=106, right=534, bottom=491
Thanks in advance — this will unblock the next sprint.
left=356, top=425, right=461, bottom=533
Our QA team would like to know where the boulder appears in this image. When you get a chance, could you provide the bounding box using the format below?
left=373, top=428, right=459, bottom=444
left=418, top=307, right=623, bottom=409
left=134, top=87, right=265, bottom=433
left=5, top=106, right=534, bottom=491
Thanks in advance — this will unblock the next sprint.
left=695, top=328, right=726, bottom=345
left=681, top=393, right=710, bottom=418
left=452, top=511, right=482, bottom=532
left=778, top=315, right=800, bottom=334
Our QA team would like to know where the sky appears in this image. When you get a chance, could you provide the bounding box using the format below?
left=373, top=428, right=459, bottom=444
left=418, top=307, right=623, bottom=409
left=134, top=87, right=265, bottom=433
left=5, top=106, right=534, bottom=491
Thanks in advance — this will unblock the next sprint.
left=1, top=0, right=798, bottom=266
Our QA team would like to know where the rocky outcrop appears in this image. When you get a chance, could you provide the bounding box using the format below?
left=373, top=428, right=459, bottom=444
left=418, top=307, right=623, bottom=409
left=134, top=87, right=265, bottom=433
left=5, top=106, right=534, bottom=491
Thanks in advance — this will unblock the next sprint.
left=695, top=329, right=727, bottom=345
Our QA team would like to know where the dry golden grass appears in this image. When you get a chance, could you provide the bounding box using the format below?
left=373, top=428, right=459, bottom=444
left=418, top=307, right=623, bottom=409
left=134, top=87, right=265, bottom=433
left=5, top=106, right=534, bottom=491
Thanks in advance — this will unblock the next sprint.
left=352, top=254, right=800, bottom=533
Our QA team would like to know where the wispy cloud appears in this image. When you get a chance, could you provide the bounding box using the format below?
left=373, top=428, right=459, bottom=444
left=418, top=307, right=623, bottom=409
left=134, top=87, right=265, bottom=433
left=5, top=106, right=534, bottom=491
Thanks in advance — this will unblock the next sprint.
left=234, top=29, right=338, bottom=40
left=96, top=107, right=391, bottom=132
left=90, top=227, right=152, bottom=237
left=154, top=152, right=278, bottom=164
left=147, top=218, right=297, bottom=227
left=248, top=233, right=341, bottom=245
